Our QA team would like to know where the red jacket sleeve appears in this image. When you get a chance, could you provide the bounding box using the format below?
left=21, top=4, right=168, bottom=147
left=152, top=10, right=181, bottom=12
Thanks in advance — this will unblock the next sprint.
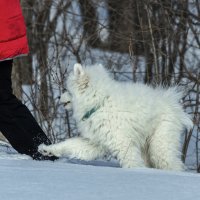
left=0, top=0, right=29, bottom=61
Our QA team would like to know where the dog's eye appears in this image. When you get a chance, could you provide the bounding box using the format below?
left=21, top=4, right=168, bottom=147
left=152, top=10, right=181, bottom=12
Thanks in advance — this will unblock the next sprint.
left=64, top=101, right=71, bottom=105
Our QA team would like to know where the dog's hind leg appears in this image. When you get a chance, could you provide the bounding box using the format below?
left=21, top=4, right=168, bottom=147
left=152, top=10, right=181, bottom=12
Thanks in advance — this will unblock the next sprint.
left=109, top=136, right=145, bottom=168
left=148, top=120, right=184, bottom=171
left=116, top=144, right=145, bottom=168
left=38, top=137, right=106, bottom=161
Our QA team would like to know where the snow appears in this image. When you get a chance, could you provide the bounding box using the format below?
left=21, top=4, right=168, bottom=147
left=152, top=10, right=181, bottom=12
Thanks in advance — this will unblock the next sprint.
left=0, top=144, right=200, bottom=200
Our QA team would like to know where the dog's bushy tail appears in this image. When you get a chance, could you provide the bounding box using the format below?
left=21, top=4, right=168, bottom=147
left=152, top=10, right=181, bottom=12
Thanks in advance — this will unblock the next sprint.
left=164, top=86, right=193, bottom=131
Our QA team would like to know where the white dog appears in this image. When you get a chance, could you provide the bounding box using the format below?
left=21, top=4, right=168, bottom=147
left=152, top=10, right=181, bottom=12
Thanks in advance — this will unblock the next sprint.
left=39, top=63, right=192, bottom=170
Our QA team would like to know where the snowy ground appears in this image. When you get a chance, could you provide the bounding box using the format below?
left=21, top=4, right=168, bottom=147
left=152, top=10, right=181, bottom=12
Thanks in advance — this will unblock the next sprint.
left=0, top=143, right=200, bottom=200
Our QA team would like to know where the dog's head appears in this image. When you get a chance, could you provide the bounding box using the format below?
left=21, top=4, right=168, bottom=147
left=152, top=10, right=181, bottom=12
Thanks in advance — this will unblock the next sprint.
left=66, top=63, right=112, bottom=113
left=68, top=63, right=110, bottom=95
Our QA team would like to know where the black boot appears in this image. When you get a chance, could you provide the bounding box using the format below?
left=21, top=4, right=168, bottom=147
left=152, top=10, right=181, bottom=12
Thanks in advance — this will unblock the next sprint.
left=0, top=60, right=57, bottom=161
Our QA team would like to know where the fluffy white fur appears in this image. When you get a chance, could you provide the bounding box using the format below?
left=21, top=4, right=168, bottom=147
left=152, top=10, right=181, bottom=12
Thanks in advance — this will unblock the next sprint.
left=39, top=63, right=193, bottom=170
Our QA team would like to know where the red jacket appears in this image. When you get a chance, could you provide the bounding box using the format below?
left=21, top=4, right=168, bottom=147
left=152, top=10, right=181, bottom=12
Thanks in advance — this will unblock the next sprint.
left=0, top=0, right=29, bottom=61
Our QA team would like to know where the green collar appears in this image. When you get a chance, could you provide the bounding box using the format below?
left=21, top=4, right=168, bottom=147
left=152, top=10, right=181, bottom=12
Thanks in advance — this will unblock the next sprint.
left=81, top=96, right=108, bottom=121
left=82, top=105, right=101, bottom=121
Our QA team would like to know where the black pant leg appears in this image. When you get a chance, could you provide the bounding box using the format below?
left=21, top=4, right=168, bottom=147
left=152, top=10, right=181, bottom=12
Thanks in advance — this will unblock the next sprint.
left=0, top=99, right=35, bottom=155
left=0, top=60, right=57, bottom=160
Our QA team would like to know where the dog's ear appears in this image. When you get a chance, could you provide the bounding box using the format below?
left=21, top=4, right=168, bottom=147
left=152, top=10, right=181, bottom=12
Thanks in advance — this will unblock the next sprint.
left=74, top=63, right=85, bottom=77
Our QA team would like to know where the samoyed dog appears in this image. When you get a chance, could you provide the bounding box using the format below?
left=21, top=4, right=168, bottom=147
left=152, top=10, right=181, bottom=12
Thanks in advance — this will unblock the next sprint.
left=39, top=63, right=192, bottom=170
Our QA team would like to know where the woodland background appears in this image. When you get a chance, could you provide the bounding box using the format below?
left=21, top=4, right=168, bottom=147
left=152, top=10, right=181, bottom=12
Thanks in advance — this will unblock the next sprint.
left=4, top=0, right=200, bottom=171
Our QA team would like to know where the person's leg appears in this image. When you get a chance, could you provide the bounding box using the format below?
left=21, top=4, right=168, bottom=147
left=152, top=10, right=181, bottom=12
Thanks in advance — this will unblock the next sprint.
left=0, top=60, right=57, bottom=160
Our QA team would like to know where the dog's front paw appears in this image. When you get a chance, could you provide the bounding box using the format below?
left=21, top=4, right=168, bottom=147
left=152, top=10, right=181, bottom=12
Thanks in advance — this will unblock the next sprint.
left=38, top=144, right=53, bottom=156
